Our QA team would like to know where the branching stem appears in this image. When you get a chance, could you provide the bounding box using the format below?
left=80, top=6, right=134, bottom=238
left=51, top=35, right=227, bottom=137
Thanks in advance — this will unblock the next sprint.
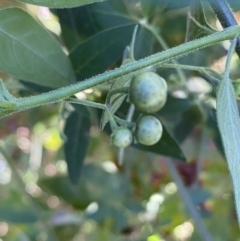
left=5, top=25, right=240, bottom=119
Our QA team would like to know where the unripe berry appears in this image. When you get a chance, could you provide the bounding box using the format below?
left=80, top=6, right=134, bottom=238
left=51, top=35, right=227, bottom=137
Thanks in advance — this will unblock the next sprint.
left=135, top=115, right=163, bottom=146
left=111, top=127, right=133, bottom=148
left=129, top=72, right=167, bottom=114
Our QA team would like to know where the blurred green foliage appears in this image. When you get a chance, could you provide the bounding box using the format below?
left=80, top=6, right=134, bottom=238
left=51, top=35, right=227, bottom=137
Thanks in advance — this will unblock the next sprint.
left=0, top=0, right=240, bottom=241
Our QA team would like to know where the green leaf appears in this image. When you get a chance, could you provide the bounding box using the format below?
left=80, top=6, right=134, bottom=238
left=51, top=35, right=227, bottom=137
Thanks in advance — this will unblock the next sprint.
left=38, top=176, right=93, bottom=209
left=216, top=74, right=240, bottom=224
left=0, top=207, right=37, bottom=223
left=39, top=164, right=129, bottom=208
left=89, top=0, right=135, bottom=30
left=162, top=0, right=191, bottom=10
left=140, top=0, right=191, bottom=15
left=133, top=125, right=186, bottom=161
left=0, top=8, right=75, bottom=88
left=206, top=108, right=224, bottom=156
left=70, top=24, right=135, bottom=81
left=81, top=164, right=129, bottom=204
left=16, top=0, right=106, bottom=8
left=134, top=26, right=154, bottom=60
left=64, top=108, right=91, bottom=185
left=51, top=6, right=96, bottom=51
left=174, top=105, right=204, bottom=143
left=185, top=0, right=216, bottom=42
left=159, top=95, right=193, bottom=118
left=141, top=0, right=160, bottom=17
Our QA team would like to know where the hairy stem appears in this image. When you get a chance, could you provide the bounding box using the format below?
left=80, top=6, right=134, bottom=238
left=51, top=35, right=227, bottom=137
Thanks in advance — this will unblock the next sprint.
left=10, top=25, right=240, bottom=118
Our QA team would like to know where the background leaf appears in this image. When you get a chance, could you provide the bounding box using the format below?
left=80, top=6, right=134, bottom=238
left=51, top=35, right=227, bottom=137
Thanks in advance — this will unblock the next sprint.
left=0, top=8, right=75, bottom=88
left=38, top=164, right=129, bottom=208
left=216, top=74, right=240, bottom=224
left=88, top=0, right=135, bottom=30
left=0, top=207, right=37, bottom=223
left=39, top=176, right=93, bottom=209
left=140, top=0, right=191, bottom=14
left=51, top=7, right=96, bottom=51
left=69, top=24, right=135, bottom=81
left=64, top=107, right=91, bottom=185
left=174, top=105, right=204, bottom=143
left=140, top=0, right=160, bottom=17
left=133, top=125, right=186, bottom=161
left=188, top=187, right=212, bottom=205
left=16, top=0, right=106, bottom=8
left=134, top=26, right=154, bottom=60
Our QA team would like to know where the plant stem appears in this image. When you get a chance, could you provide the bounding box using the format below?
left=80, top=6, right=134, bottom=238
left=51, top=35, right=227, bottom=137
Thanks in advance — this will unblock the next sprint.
left=165, top=158, right=213, bottom=241
left=66, top=98, right=134, bottom=129
left=0, top=144, right=59, bottom=241
left=10, top=25, right=240, bottom=118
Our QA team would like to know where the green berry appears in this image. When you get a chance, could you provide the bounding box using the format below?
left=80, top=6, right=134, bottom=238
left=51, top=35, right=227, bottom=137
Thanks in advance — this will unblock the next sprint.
left=135, top=115, right=163, bottom=146
left=129, top=71, right=167, bottom=114
left=111, top=127, right=133, bottom=148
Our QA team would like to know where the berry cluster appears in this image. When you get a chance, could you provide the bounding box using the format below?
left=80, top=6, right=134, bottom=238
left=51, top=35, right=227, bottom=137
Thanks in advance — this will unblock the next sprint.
left=111, top=71, right=167, bottom=148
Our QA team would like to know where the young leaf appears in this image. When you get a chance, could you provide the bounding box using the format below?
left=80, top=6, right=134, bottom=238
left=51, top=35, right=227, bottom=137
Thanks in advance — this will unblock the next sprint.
left=216, top=72, right=240, bottom=224
left=16, top=0, right=106, bottom=8
left=100, top=25, right=140, bottom=130
left=64, top=108, right=91, bottom=185
left=185, top=0, right=216, bottom=42
left=69, top=24, right=135, bottom=80
left=100, top=73, right=131, bottom=130
left=0, top=8, right=75, bottom=88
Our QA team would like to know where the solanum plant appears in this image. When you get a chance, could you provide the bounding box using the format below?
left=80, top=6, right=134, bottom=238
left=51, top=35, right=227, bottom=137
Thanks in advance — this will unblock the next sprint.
left=1, top=0, right=240, bottom=241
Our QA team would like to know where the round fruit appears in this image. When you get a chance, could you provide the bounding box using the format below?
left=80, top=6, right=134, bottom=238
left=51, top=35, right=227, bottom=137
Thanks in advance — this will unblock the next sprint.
left=129, top=71, right=167, bottom=114
left=111, top=127, right=133, bottom=148
left=135, top=115, right=163, bottom=146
